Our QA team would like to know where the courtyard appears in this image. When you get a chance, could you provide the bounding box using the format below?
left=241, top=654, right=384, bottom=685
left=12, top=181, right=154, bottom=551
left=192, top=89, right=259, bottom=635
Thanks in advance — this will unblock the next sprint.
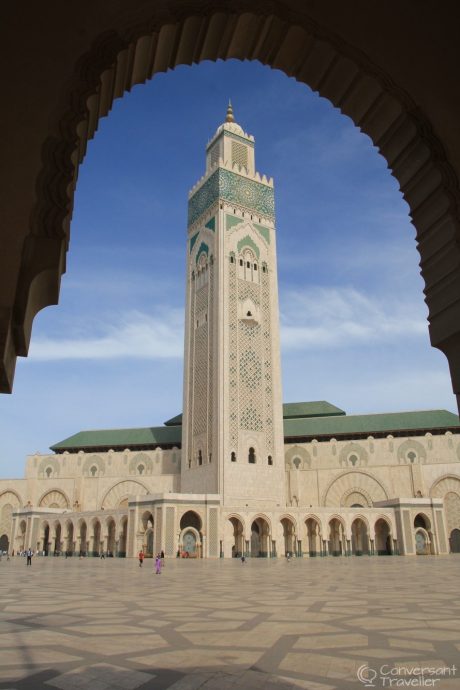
left=0, top=556, right=459, bottom=690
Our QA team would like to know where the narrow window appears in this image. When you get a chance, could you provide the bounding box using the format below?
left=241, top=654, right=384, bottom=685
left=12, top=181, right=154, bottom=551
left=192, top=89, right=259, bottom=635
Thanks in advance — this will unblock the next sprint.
left=230, top=256, right=234, bottom=263
left=231, top=452, right=236, bottom=462
left=90, top=466, right=97, bottom=477
left=209, top=453, right=212, bottom=463
left=268, top=455, right=273, bottom=466
left=239, top=259, right=243, bottom=266
left=138, top=464, right=145, bottom=475
left=188, top=459, right=191, bottom=469
left=45, top=467, right=52, bottom=478
left=246, top=261, right=250, bottom=268
left=254, top=264, right=257, bottom=271
left=198, top=450, right=202, bottom=466
left=248, top=447, right=256, bottom=464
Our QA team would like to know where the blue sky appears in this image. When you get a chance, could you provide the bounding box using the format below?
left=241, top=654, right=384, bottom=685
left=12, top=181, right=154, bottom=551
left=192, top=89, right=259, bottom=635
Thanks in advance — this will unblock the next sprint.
left=0, top=60, right=456, bottom=478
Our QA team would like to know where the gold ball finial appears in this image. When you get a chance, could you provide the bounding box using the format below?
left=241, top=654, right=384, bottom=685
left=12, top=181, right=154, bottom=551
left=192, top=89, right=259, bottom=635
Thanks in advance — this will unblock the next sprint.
left=225, top=100, right=235, bottom=123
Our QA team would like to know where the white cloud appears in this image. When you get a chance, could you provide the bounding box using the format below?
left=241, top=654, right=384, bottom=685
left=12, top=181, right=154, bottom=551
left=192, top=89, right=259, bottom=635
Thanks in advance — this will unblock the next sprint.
left=29, top=310, right=184, bottom=361
left=280, top=286, right=427, bottom=350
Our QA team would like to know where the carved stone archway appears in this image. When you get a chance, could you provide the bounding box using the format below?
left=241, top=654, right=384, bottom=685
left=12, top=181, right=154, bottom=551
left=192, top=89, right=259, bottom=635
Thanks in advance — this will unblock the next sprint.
left=1, top=3, right=460, bottom=410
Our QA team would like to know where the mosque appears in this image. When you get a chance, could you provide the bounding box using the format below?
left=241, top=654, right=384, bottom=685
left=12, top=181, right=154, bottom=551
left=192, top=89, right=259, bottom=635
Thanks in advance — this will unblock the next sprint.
left=1, top=106, right=460, bottom=559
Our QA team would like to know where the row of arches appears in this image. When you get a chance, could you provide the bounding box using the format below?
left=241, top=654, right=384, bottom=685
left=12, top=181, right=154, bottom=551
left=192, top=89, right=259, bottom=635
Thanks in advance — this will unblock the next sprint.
left=228, top=514, right=396, bottom=557
left=14, top=516, right=128, bottom=557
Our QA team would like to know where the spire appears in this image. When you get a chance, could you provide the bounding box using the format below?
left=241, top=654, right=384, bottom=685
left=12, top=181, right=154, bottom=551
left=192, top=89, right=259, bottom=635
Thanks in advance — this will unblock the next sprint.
left=225, top=100, right=235, bottom=123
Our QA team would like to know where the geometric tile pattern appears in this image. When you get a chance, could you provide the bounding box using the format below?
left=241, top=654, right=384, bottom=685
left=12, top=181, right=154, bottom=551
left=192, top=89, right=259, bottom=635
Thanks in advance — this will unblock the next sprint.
left=0, top=556, right=459, bottom=689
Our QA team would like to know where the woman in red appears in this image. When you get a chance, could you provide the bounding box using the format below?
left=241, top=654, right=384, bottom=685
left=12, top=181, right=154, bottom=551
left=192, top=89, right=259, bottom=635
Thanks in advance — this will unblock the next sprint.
left=138, top=550, right=144, bottom=567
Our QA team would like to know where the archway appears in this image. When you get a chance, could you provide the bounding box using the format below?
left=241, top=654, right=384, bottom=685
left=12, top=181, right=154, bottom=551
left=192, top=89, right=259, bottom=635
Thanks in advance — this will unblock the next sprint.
left=53, top=522, right=62, bottom=555
left=16, top=520, right=26, bottom=553
left=305, top=518, right=321, bottom=557
left=449, top=529, right=460, bottom=553
left=414, top=514, right=433, bottom=555
left=118, top=517, right=128, bottom=557
left=351, top=518, right=369, bottom=556
left=250, top=517, right=270, bottom=558
left=42, top=523, right=50, bottom=555
left=228, top=517, right=244, bottom=558
left=106, top=518, right=116, bottom=556
left=374, top=518, right=392, bottom=555
left=281, top=517, right=296, bottom=557
left=65, top=521, right=74, bottom=556
left=140, top=511, right=154, bottom=557
left=0, top=534, right=9, bottom=552
left=328, top=518, right=345, bottom=556
left=91, top=520, right=101, bottom=556
left=78, top=520, right=87, bottom=556
left=2, top=4, right=460, bottom=421
left=179, top=511, right=203, bottom=558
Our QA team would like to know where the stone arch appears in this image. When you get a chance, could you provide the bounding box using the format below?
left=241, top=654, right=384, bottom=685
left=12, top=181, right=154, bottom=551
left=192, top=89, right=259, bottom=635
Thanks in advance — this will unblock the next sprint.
left=280, top=514, right=297, bottom=556
left=305, top=515, right=322, bottom=556
left=5, top=3, right=459, bottom=409
left=322, top=471, right=388, bottom=507
left=339, top=442, right=368, bottom=468
left=38, top=489, right=70, bottom=509
left=250, top=514, right=271, bottom=558
left=430, top=474, right=460, bottom=498
left=430, top=474, right=460, bottom=535
left=129, top=452, right=154, bottom=476
left=82, top=455, right=105, bottom=477
left=0, top=490, right=22, bottom=510
left=101, top=480, right=149, bottom=509
left=38, top=456, right=60, bottom=479
left=179, top=510, right=202, bottom=532
left=342, top=488, right=373, bottom=508
left=351, top=516, right=370, bottom=555
left=397, top=439, right=427, bottom=465
left=285, top=446, right=312, bottom=470
left=226, top=513, right=245, bottom=558
left=374, top=516, right=393, bottom=555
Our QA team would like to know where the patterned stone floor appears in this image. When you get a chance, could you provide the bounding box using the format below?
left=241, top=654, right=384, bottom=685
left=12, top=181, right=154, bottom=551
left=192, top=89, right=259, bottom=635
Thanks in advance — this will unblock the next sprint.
left=0, top=555, right=459, bottom=690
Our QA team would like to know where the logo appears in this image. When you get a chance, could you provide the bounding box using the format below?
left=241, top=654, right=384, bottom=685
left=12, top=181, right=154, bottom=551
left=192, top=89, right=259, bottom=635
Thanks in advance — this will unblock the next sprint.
left=357, top=665, right=377, bottom=687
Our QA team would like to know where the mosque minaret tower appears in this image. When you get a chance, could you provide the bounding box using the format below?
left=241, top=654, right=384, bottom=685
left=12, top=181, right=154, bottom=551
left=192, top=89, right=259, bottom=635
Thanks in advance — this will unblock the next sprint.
left=181, top=104, right=286, bottom=508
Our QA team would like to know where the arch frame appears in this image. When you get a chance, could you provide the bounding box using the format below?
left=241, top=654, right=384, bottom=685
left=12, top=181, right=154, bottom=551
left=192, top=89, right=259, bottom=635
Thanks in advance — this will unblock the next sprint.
left=1, top=4, right=459, bottom=413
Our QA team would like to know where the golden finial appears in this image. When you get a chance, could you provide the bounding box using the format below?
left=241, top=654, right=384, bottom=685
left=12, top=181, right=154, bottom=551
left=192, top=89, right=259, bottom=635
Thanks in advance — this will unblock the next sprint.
left=225, top=100, right=235, bottom=123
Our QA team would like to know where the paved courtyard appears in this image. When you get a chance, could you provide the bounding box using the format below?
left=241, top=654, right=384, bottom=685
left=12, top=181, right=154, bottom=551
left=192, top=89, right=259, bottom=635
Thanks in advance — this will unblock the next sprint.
left=0, top=555, right=459, bottom=690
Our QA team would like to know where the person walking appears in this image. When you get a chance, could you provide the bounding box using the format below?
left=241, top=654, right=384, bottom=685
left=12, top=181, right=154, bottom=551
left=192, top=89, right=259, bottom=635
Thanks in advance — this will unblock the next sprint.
left=138, top=550, right=144, bottom=567
left=26, top=548, right=33, bottom=566
left=155, top=553, right=162, bottom=575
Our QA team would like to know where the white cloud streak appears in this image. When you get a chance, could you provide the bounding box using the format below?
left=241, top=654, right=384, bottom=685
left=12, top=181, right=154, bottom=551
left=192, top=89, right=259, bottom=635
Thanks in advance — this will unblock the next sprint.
left=280, top=286, right=427, bottom=350
left=29, top=310, right=184, bottom=361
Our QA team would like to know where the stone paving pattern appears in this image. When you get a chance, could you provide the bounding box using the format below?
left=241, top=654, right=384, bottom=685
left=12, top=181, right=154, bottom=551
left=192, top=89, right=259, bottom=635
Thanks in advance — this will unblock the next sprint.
left=0, top=556, right=459, bottom=690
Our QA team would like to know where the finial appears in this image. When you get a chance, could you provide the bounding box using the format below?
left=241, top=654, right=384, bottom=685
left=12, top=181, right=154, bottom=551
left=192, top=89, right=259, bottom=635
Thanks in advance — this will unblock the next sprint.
left=225, top=100, right=234, bottom=123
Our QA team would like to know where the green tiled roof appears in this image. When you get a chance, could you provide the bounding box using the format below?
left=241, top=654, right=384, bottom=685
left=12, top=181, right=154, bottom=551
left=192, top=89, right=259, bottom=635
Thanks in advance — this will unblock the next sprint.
left=50, top=425, right=181, bottom=452
left=163, top=401, right=345, bottom=427
left=164, top=414, right=183, bottom=427
left=282, top=401, right=345, bottom=419
left=51, top=405, right=460, bottom=453
left=283, top=409, right=460, bottom=439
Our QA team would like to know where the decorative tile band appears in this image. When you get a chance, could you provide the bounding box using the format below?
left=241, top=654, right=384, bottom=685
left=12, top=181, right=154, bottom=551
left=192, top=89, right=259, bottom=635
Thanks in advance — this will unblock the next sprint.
left=188, top=169, right=274, bottom=227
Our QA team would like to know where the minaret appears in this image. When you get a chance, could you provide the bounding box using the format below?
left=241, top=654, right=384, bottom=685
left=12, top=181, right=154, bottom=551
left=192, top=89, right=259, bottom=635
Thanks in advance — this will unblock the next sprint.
left=181, top=105, right=285, bottom=508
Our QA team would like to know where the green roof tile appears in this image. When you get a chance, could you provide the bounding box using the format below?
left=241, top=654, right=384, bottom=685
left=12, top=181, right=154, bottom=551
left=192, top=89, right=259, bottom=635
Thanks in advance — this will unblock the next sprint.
left=283, top=409, right=460, bottom=439
left=50, top=425, right=181, bottom=452
left=282, top=401, right=346, bottom=419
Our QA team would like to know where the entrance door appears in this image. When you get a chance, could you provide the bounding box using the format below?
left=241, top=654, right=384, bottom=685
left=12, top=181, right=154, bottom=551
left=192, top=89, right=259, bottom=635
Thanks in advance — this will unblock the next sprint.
left=415, top=530, right=428, bottom=555
left=183, top=530, right=197, bottom=556
left=450, top=528, right=460, bottom=553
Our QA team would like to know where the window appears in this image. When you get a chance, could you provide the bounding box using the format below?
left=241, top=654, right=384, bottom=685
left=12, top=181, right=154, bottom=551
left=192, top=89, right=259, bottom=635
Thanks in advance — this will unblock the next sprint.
left=230, top=256, right=234, bottom=263
left=198, top=450, right=202, bottom=466
left=90, top=466, right=97, bottom=477
left=246, top=261, right=250, bottom=268
left=254, top=264, right=257, bottom=271
left=231, top=452, right=236, bottom=462
left=188, top=459, right=191, bottom=469
left=239, top=259, right=243, bottom=266
left=209, top=454, right=212, bottom=464
left=137, top=464, right=145, bottom=475
left=45, top=467, right=52, bottom=478
left=248, top=447, right=256, bottom=464
left=268, top=455, right=273, bottom=466
left=349, top=454, right=358, bottom=466
left=408, top=451, right=417, bottom=463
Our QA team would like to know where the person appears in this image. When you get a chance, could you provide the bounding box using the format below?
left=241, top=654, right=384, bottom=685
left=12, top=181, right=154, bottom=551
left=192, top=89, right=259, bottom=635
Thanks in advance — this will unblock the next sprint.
left=286, top=552, right=291, bottom=562
left=100, top=551, right=105, bottom=559
left=26, top=548, right=33, bottom=566
left=155, top=553, right=162, bottom=575
left=138, top=549, right=144, bottom=567
left=241, top=554, right=246, bottom=564
left=160, top=549, right=165, bottom=567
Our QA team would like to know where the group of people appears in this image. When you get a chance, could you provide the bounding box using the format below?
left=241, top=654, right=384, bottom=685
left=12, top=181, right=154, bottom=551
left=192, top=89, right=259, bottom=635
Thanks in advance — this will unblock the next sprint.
left=138, top=549, right=164, bottom=574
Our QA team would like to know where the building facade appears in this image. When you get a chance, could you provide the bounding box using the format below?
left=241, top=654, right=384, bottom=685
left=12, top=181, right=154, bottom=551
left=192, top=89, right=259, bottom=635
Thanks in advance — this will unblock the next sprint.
left=2, top=109, right=460, bottom=559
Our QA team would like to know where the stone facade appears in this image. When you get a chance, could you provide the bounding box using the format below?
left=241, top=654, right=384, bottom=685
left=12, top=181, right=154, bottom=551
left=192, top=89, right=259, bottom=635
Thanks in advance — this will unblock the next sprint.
left=2, top=109, right=460, bottom=560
